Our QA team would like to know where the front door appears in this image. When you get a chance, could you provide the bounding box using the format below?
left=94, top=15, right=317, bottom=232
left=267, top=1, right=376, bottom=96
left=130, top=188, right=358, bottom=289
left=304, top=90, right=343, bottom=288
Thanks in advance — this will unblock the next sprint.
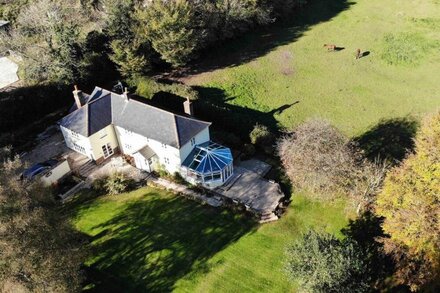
left=102, top=143, right=114, bottom=159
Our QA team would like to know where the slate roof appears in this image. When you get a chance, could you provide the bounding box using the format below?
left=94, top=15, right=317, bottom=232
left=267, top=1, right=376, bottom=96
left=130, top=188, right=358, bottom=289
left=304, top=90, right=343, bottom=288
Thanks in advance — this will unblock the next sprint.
left=59, top=87, right=211, bottom=148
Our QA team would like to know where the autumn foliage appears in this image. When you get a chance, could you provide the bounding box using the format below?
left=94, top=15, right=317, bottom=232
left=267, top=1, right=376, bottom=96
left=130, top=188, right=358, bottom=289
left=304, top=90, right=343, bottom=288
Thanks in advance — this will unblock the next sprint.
left=376, top=112, right=440, bottom=290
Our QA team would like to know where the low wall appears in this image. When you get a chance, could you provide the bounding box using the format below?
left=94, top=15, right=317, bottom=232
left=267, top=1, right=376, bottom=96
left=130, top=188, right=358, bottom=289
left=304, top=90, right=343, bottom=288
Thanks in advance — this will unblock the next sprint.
left=41, top=160, right=71, bottom=186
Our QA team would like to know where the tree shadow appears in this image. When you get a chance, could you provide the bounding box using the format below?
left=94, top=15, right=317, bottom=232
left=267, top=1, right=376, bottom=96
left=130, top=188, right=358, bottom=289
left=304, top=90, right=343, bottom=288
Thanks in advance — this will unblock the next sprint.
left=353, top=117, right=419, bottom=163
left=341, top=212, right=398, bottom=291
left=167, top=0, right=354, bottom=78
left=147, top=86, right=298, bottom=139
left=79, top=192, right=256, bottom=292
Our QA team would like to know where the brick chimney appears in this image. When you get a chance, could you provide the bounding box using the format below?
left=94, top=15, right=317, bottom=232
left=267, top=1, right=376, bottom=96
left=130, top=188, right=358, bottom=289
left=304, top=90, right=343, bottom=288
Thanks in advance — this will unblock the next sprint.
left=183, top=97, right=194, bottom=116
left=122, top=87, right=129, bottom=101
left=72, top=85, right=82, bottom=109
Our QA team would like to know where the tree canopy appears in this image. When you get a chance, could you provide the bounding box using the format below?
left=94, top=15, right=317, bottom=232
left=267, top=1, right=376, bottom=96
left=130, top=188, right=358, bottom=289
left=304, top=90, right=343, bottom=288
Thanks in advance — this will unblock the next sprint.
left=0, top=148, right=86, bottom=292
left=376, top=111, right=440, bottom=290
left=285, top=230, right=370, bottom=293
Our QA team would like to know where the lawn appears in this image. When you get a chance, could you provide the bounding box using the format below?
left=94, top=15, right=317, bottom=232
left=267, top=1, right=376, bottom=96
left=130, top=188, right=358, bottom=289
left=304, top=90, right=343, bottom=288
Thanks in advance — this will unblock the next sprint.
left=186, top=0, right=440, bottom=137
left=71, top=187, right=348, bottom=292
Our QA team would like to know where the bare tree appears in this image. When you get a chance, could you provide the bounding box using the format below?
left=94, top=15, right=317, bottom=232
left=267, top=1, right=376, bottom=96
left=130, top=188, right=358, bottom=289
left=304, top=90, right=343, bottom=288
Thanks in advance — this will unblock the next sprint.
left=277, top=119, right=388, bottom=213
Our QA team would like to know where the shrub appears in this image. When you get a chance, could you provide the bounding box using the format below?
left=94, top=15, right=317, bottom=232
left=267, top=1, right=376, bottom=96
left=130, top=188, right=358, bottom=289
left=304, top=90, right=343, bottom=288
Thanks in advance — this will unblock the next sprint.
left=92, top=176, right=108, bottom=194
left=172, top=172, right=186, bottom=185
left=249, top=123, right=273, bottom=146
left=285, top=230, right=370, bottom=293
left=277, top=119, right=387, bottom=207
left=104, top=172, right=131, bottom=195
left=277, top=119, right=360, bottom=200
left=242, top=143, right=256, bottom=160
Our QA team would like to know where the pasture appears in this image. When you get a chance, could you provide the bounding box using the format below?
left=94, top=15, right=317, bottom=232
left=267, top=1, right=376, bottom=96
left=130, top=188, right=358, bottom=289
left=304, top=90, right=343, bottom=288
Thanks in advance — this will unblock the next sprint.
left=186, top=0, right=440, bottom=137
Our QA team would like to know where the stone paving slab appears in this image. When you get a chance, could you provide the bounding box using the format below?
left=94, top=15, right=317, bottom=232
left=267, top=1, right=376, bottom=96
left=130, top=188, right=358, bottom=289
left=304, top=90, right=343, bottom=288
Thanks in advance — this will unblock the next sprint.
left=237, top=159, right=272, bottom=177
left=215, top=166, right=284, bottom=215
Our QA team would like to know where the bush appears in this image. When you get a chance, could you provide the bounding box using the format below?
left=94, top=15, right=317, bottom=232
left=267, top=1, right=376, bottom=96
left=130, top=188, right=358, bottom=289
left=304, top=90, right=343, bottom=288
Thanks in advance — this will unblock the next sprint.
left=285, top=230, right=370, bottom=293
left=104, top=172, right=132, bottom=195
left=242, top=143, right=256, bottom=160
left=172, top=172, right=186, bottom=185
left=250, top=123, right=273, bottom=146
left=92, top=176, right=108, bottom=194
left=277, top=119, right=387, bottom=207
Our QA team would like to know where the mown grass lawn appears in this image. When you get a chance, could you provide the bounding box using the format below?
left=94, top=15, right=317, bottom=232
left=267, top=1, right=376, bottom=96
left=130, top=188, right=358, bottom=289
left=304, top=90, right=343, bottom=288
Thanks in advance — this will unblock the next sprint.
left=187, top=0, right=440, bottom=137
left=71, top=187, right=348, bottom=292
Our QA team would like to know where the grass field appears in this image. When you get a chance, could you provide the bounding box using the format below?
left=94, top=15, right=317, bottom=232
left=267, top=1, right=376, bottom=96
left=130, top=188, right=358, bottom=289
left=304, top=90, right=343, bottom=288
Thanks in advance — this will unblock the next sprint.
left=186, top=0, right=440, bottom=137
left=71, top=187, right=348, bottom=292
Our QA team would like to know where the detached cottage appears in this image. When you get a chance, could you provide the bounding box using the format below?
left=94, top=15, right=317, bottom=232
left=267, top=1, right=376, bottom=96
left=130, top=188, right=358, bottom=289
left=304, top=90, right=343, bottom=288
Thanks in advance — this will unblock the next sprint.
left=59, top=86, right=233, bottom=189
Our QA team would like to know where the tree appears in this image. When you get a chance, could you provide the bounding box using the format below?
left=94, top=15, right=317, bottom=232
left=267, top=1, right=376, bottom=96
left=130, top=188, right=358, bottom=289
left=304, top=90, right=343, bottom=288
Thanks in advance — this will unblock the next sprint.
left=376, top=111, right=440, bottom=290
left=277, top=119, right=387, bottom=212
left=1, top=0, right=85, bottom=83
left=0, top=148, right=86, bottom=292
left=136, top=0, right=203, bottom=67
left=285, top=230, right=370, bottom=293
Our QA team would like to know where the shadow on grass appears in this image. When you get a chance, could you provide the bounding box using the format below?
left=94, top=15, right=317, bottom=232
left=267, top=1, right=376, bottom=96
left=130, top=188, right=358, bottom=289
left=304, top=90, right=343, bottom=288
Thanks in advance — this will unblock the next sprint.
left=79, top=192, right=256, bottom=292
left=353, top=117, right=418, bottom=163
left=168, top=0, right=354, bottom=77
left=341, top=212, right=401, bottom=291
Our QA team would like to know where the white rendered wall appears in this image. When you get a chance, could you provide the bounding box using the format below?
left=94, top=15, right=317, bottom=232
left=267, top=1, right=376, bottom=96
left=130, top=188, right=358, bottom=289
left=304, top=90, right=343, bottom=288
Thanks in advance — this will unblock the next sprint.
left=114, top=126, right=182, bottom=174
left=60, top=126, right=93, bottom=159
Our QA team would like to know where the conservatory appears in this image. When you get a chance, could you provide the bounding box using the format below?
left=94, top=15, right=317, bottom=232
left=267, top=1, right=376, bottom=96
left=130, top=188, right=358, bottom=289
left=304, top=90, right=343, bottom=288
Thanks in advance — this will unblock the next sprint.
left=181, top=141, right=234, bottom=189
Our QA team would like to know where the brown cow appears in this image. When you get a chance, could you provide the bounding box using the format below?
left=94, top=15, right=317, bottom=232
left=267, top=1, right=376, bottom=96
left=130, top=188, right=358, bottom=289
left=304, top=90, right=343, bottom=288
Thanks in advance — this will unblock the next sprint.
left=323, top=44, right=337, bottom=51
left=355, top=49, right=361, bottom=59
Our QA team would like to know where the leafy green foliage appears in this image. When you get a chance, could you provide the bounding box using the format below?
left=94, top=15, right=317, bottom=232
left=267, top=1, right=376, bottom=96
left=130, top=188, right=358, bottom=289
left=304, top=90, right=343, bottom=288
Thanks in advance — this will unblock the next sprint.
left=0, top=149, right=86, bottom=292
left=376, top=112, right=440, bottom=290
left=104, top=172, right=133, bottom=195
left=249, top=123, right=273, bottom=146
left=136, top=0, right=202, bottom=67
left=285, top=230, right=370, bottom=293
left=131, top=76, right=199, bottom=100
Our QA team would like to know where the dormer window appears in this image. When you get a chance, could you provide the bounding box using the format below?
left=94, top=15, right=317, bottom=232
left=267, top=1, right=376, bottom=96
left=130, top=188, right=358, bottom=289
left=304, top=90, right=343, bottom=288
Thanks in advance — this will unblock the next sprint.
left=191, top=137, right=196, bottom=146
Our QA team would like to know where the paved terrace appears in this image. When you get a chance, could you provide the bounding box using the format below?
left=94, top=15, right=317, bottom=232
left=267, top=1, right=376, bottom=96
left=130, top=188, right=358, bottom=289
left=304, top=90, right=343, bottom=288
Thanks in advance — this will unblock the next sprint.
left=215, top=163, right=285, bottom=217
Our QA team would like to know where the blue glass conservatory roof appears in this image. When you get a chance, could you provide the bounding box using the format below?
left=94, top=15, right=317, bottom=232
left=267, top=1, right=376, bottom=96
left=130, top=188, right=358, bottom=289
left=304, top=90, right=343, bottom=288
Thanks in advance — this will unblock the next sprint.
left=183, top=141, right=233, bottom=174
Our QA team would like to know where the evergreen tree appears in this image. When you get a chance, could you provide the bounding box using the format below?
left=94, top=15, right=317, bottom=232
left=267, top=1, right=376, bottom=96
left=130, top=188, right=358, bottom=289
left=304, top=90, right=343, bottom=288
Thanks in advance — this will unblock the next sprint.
left=136, top=0, right=203, bottom=67
left=285, top=230, right=370, bottom=293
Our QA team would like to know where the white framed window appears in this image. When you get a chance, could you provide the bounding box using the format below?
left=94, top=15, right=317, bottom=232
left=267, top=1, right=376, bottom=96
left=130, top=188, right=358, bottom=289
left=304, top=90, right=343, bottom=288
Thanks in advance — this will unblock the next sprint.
left=124, top=144, right=132, bottom=150
left=124, top=129, right=133, bottom=135
left=102, top=143, right=114, bottom=159
left=164, top=157, right=170, bottom=164
left=162, top=143, right=167, bottom=149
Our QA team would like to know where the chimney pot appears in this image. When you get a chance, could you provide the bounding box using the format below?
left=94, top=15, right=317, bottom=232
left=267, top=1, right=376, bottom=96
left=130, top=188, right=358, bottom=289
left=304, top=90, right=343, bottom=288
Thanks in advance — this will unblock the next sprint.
left=183, top=97, right=194, bottom=116
left=123, top=87, right=129, bottom=101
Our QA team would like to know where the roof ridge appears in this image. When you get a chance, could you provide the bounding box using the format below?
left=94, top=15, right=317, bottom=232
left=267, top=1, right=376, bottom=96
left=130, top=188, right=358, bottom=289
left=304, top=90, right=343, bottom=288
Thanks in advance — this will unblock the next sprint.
left=173, top=115, right=181, bottom=148
left=85, top=103, right=90, bottom=136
